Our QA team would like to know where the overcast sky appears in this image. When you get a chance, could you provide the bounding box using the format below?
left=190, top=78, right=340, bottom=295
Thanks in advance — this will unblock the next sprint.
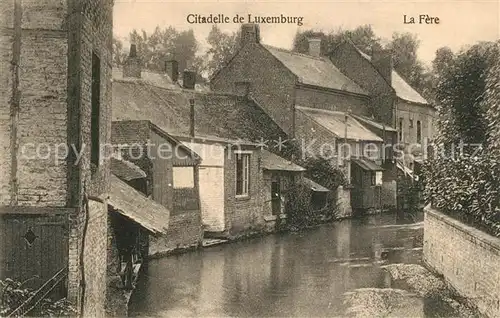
left=113, top=0, right=499, bottom=65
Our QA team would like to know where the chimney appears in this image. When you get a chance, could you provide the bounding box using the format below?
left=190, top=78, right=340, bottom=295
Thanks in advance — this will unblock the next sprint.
left=182, top=70, right=196, bottom=89
left=165, top=60, right=179, bottom=82
left=189, top=98, right=195, bottom=137
left=371, top=47, right=393, bottom=83
left=235, top=82, right=250, bottom=97
left=123, top=44, right=141, bottom=78
left=308, top=38, right=321, bottom=57
left=240, top=23, right=260, bottom=48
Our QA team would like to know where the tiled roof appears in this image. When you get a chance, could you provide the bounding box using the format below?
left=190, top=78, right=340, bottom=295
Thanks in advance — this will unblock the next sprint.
left=110, top=156, right=147, bottom=181
left=112, top=68, right=210, bottom=92
left=261, top=150, right=306, bottom=172
left=303, top=177, right=330, bottom=192
left=352, top=158, right=384, bottom=171
left=351, top=114, right=398, bottom=132
left=354, top=48, right=429, bottom=105
left=264, top=45, right=368, bottom=96
left=112, top=76, right=287, bottom=145
left=108, top=174, right=169, bottom=235
left=296, top=106, right=383, bottom=142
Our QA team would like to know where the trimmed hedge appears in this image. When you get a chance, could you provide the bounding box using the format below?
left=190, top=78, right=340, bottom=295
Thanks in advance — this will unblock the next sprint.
left=423, top=154, right=500, bottom=237
left=425, top=41, right=500, bottom=238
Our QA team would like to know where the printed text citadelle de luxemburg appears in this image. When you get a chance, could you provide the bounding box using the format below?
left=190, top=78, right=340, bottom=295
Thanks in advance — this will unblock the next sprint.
left=187, top=14, right=304, bottom=26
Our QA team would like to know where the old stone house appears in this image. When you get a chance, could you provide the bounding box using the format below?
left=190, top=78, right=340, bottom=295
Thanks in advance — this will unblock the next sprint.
left=106, top=161, right=171, bottom=316
left=0, top=0, right=115, bottom=316
left=111, top=119, right=202, bottom=256
left=329, top=41, right=436, bottom=170
left=210, top=23, right=398, bottom=214
left=112, top=47, right=307, bottom=237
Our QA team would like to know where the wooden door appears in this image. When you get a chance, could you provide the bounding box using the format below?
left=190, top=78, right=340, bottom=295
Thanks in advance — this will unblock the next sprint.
left=0, top=214, right=68, bottom=298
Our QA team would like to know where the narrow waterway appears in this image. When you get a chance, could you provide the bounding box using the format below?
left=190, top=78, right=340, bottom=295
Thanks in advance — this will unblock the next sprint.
left=129, top=212, right=460, bottom=317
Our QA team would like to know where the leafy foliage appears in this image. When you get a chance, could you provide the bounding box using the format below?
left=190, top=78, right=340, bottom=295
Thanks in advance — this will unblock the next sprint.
left=285, top=180, right=338, bottom=231
left=424, top=41, right=500, bottom=238
left=204, top=25, right=240, bottom=78
left=0, top=278, right=77, bottom=317
left=300, top=157, right=347, bottom=190
left=113, top=26, right=199, bottom=75
left=434, top=42, right=499, bottom=148
left=292, top=25, right=381, bottom=57
left=423, top=155, right=500, bottom=237
left=292, top=26, right=434, bottom=97
left=282, top=157, right=344, bottom=230
left=485, top=42, right=500, bottom=154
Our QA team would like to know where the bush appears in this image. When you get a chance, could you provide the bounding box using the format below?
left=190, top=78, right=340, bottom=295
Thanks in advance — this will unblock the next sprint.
left=425, top=41, right=500, bottom=238
left=423, top=154, right=500, bottom=237
left=397, top=175, right=421, bottom=213
left=285, top=180, right=315, bottom=230
left=0, top=278, right=77, bottom=317
left=285, top=179, right=339, bottom=231
left=301, top=157, right=347, bottom=189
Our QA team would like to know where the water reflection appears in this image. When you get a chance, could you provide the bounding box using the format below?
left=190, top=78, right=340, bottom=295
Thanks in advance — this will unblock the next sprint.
left=129, top=212, right=454, bottom=317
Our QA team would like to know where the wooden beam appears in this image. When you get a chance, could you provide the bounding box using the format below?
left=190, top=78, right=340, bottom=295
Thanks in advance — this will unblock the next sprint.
left=0, top=206, right=76, bottom=215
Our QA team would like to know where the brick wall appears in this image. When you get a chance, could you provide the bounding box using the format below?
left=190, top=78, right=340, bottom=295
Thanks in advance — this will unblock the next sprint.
left=294, top=109, right=337, bottom=161
left=112, top=121, right=203, bottom=256
left=295, top=86, right=370, bottom=116
left=329, top=42, right=395, bottom=126
left=0, top=0, right=69, bottom=207
left=1, top=0, right=113, bottom=315
left=211, top=43, right=297, bottom=136
left=81, top=199, right=108, bottom=317
left=396, top=99, right=436, bottom=146
left=149, top=210, right=202, bottom=256
left=224, top=146, right=265, bottom=237
left=424, top=206, right=500, bottom=318
left=0, top=27, right=12, bottom=205
left=66, top=0, right=114, bottom=315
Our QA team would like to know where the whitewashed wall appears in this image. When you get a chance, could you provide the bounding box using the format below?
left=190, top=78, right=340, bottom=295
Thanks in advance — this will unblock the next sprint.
left=183, top=142, right=226, bottom=232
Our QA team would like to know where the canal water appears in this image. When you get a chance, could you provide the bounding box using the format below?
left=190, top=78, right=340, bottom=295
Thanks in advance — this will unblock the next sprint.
left=129, top=212, right=456, bottom=317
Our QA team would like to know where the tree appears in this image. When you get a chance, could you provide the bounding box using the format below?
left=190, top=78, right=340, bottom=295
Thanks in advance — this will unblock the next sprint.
left=292, top=25, right=381, bottom=56
left=435, top=41, right=498, bottom=149
left=432, top=46, right=455, bottom=77
left=112, top=37, right=128, bottom=67
left=292, top=27, right=431, bottom=97
left=484, top=41, right=500, bottom=153
left=204, top=25, right=240, bottom=78
left=172, top=29, right=198, bottom=72
left=386, top=32, right=425, bottom=90
left=114, top=26, right=199, bottom=74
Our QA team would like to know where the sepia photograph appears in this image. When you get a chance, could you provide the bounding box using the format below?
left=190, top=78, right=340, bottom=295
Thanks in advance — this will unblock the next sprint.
left=0, top=0, right=499, bottom=316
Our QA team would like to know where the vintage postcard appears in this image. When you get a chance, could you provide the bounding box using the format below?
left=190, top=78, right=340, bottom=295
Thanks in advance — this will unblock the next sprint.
left=0, top=0, right=499, bottom=317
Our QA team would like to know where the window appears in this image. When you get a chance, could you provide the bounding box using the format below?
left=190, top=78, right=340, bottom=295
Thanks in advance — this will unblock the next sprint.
left=364, top=143, right=379, bottom=160
left=235, top=153, right=250, bottom=196
left=91, top=52, right=101, bottom=171
left=172, top=167, right=195, bottom=189
left=416, top=120, right=422, bottom=144
left=409, top=119, right=414, bottom=128
left=375, top=171, right=383, bottom=185
left=371, top=172, right=376, bottom=186
left=398, top=118, right=404, bottom=142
